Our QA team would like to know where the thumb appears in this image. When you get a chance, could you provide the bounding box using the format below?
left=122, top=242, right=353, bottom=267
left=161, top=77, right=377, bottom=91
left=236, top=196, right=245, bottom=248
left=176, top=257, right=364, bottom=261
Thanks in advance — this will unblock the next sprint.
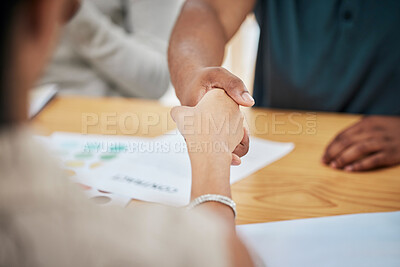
left=209, top=68, right=255, bottom=107
left=224, top=81, right=255, bottom=107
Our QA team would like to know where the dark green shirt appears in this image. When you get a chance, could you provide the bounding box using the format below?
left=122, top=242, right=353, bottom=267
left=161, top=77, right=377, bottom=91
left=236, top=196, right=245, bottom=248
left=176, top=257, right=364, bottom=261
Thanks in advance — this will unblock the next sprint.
left=253, top=0, right=400, bottom=114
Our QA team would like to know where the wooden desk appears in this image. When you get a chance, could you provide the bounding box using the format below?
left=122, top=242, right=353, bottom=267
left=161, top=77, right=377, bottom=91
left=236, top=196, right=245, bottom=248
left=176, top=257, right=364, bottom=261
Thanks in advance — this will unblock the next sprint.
left=33, top=96, right=400, bottom=225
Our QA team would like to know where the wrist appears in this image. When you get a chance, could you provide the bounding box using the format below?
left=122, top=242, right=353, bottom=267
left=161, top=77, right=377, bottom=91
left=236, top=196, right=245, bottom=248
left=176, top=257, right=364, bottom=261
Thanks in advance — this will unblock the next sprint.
left=175, top=67, right=207, bottom=106
left=190, top=152, right=232, bottom=199
left=189, top=149, right=232, bottom=166
left=188, top=194, right=236, bottom=219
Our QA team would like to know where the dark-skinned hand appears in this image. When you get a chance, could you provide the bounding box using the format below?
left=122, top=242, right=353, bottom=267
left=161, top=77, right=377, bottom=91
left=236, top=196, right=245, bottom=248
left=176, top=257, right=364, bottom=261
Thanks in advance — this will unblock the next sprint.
left=180, top=67, right=255, bottom=165
left=63, top=0, right=82, bottom=23
left=322, top=116, right=400, bottom=172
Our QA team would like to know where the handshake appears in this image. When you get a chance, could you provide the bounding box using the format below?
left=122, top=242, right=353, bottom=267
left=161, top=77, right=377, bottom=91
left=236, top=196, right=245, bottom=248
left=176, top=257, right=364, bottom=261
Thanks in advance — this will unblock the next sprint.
left=171, top=89, right=249, bottom=166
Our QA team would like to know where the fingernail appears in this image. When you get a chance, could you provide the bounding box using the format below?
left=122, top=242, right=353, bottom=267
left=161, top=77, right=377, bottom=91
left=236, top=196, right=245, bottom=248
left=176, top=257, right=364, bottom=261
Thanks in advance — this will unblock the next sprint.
left=242, top=92, right=255, bottom=105
left=330, top=162, right=337, bottom=168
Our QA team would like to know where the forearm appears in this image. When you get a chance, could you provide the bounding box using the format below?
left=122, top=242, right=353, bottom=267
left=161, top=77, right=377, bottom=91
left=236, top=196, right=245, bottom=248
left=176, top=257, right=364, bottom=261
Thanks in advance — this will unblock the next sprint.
left=190, top=152, right=232, bottom=199
left=190, top=152, right=254, bottom=267
left=168, top=1, right=228, bottom=102
left=190, top=148, right=237, bottom=225
left=174, top=88, right=253, bottom=266
left=66, top=1, right=170, bottom=98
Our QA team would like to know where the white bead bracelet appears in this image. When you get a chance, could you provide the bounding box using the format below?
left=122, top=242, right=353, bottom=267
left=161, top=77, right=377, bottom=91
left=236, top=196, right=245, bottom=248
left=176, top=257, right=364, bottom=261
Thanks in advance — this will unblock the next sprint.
left=187, top=194, right=237, bottom=218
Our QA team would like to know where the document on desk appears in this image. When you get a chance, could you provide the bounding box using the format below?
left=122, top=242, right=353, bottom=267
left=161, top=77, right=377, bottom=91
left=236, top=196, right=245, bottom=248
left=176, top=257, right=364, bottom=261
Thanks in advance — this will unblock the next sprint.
left=39, top=132, right=294, bottom=206
left=86, top=132, right=293, bottom=205
left=237, top=211, right=400, bottom=267
left=149, top=132, right=294, bottom=185
left=34, top=133, right=147, bottom=207
left=230, top=137, right=294, bottom=183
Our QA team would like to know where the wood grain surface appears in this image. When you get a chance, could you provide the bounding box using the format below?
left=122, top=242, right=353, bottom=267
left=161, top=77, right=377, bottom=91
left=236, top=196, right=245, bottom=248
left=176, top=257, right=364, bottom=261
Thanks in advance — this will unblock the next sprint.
left=33, top=96, right=400, bottom=225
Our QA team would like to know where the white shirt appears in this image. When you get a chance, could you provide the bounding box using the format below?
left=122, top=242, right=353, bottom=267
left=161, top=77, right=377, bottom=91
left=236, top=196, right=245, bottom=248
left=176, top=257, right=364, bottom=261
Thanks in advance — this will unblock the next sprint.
left=40, top=0, right=183, bottom=98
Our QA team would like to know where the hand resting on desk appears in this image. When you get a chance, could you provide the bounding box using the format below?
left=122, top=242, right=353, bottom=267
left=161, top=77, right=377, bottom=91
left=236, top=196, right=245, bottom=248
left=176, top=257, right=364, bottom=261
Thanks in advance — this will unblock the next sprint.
left=323, top=116, right=400, bottom=171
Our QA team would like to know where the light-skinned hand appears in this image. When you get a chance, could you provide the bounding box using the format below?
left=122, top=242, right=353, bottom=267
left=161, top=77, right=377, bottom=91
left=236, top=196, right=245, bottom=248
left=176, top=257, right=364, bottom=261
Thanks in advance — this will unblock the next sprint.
left=178, top=67, right=253, bottom=163
left=171, top=89, right=245, bottom=165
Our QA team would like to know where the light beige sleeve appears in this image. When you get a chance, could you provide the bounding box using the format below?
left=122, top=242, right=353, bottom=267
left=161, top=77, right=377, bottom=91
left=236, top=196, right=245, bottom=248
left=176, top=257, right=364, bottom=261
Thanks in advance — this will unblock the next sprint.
left=0, top=130, right=230, bottom=267
left=65, top=0, right=183, bottom=99
left=14, top=201, right=230, bottom=267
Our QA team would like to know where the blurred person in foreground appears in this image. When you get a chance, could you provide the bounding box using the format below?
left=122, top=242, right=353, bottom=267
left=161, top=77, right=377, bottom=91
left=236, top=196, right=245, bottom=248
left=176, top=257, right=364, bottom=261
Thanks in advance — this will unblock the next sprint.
left=0, top=0, right=255, bottom=266
left=40, top=0, right=183, bottom=98
left=168, top=0, right=400, bottom=172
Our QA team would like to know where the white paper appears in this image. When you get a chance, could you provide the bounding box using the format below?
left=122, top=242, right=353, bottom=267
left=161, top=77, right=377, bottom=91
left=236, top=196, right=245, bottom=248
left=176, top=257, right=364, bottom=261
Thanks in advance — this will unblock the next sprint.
left=86, top=153, right=192, bottom=206
left=237, top=211, right=400, bottom=267
left=230, top=137, right=294, bottom=183
left=47, top=132, right=152, bottom=184
left=29, top=84, right=58, bottom=118
left=80, top=133, right=192, bottom=206
left=78, top=132, right=293, bottom=206
left=83, top=187, right=132, bottom=207
left=35, top=133, right=136, bottom=207
left=151, top=133, right=294, bottom=184
left=38, top=132, right=293, bottom=206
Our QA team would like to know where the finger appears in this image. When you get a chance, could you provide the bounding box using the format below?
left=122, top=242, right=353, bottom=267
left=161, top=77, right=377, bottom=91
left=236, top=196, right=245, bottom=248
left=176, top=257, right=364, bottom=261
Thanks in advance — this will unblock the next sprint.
left=322, top=124, right=366, bottom=164
left=330, top=141, right=383, bottom=169
left=233, top=128, right=249, bottom=158
left=170, top=107, right=179, bottom=122
left=183, top=87, right=207, bottom=107
left=170, top=106, right=191, bottom=123
left=242, top=114, right=250, bottom=133
left=210, top=69, right=255, bottom=107
left=344, top=152, right=388, bottom=172
left=322, top=137, right=353, bottom=165
left=64, top=0, right=81, bottom=22
left=243, top=125, right=250, bottom=138
left=231, top=153, right=242, bottom=166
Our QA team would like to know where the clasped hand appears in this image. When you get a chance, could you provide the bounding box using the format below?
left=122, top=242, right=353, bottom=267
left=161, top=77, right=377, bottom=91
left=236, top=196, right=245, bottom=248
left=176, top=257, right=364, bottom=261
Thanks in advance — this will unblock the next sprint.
left=177, top=67, right=400, bottom=172
left=171, top=89, right=246, bottom=165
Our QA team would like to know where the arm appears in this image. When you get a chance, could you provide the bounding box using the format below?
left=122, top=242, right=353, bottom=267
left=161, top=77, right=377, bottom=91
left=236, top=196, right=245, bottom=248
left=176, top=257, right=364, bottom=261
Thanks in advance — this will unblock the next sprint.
left=168, top=0, right=256, bottom=162
left=65, top=0, right=182, bottom=99
left=322, top=116, right=400, bottom=171
left=168, top=0, right=256, bottom=106
left=171, top=89, right=254, bottom=267
left=190, top=150, right=254, bottom=267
